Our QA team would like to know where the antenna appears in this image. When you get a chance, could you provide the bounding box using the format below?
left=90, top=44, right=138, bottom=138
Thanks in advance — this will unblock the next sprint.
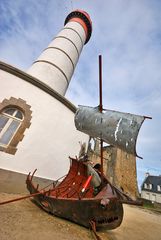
left=99, top=55, right=104, bottom=183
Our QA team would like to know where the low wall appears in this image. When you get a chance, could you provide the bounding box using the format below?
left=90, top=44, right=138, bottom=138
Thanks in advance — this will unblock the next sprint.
left=0, top=168, right=53, bottom=194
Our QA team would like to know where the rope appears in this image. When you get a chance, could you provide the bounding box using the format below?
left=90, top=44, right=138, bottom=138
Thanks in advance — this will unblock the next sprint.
left=89, top=221, right=102, bottom=240
left=41, top=174, right=67, bottom=190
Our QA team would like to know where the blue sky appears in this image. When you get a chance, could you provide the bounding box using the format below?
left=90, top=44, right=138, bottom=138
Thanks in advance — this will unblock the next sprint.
left=0, top=0, right=161, bottom=188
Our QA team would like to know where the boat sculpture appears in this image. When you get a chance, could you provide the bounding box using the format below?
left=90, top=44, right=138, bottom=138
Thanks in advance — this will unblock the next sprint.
left=26, top=107, right=147, bottom=231
left=27, top=157, right=124, bottom=230
left=26, top=55, right=150, bottom=234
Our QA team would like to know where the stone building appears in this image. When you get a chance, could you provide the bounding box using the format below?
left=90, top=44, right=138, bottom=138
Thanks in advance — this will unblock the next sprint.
left=141, top=174, right=161, bottom=203
left=88, top=138, right=139, bottom=198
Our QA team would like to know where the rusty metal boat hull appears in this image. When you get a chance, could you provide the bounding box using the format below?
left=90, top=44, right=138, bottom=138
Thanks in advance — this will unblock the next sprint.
left=26, top=158, right=124, bottom=229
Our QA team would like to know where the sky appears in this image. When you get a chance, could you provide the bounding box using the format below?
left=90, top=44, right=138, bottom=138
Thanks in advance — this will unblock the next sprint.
left=0, top=0, right=161, bottom=188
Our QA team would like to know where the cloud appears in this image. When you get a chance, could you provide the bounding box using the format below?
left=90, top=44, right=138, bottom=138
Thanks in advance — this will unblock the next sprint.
left=69, top=0, right=161, bottom=185
left=0, top=0, right=70, bottom=69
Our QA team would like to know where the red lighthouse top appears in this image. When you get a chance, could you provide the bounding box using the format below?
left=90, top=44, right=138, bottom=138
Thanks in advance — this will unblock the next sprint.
left=64, top=9, right=92, bottom=44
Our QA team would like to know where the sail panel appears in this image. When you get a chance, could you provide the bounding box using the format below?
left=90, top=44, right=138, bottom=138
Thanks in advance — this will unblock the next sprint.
left=75, top=106, right=145, bottom=157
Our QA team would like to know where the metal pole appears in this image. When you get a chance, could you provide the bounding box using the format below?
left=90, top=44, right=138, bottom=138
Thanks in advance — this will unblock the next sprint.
left=99, top=55, right=104, bottom=182
left=99, top=55, right=103, bottom=112
left=0, top=190, right=48, bottom=205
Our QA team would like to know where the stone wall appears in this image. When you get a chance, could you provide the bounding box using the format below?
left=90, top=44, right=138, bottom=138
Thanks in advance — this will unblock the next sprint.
left=88, top=138, right=139, bottom=198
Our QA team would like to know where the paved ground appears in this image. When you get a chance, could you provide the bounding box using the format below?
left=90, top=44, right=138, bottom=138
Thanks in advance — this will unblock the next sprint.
left=0, top=193, right=161, bottom=240
left=107, top=204, right=161, bottom=240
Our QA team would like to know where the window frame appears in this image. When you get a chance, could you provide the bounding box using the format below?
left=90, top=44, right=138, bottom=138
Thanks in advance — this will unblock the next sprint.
left=144, top=183, right=152, bottom=190
left=144, top=183, right=147, bottom=189
left=0, top=97, right=32, bottom=155
left=157, top=185, right=161, bottom=192
left=0, top=108, right=24, bottom=147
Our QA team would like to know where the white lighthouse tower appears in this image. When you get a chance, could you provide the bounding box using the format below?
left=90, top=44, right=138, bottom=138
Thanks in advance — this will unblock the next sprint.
left=0, top=10, right=92, bottom=183
left=28, top=10, right=92, bottom=96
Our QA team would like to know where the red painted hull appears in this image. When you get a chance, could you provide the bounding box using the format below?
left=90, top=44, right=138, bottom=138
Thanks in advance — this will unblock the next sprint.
left=26, top=158, right=124, bottom=229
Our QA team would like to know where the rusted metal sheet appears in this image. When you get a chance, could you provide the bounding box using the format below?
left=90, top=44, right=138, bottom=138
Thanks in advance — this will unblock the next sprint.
left=75, top=105, right=146, bottom=158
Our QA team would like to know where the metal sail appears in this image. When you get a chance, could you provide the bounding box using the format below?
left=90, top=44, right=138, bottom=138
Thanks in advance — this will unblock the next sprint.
left=75, top=105, right=146, bottom=158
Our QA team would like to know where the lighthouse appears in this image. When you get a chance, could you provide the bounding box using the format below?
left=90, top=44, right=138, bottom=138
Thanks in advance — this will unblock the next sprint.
left=28, top=10, right=92, bottom=95
left=0, top=10, right=92, bottom=183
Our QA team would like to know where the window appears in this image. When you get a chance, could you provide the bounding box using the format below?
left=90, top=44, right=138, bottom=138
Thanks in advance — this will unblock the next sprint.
left=157, top=185, right=161, bottom=192
left=0, top=108, right=24, bottom=147
left=144, top=183, right=152, bottom=190
left=0, top=97, right=32, bottom=155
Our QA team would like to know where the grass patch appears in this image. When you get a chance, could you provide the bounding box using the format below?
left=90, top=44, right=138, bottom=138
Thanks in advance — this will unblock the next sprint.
left=140, top=198, right=161, bottom=214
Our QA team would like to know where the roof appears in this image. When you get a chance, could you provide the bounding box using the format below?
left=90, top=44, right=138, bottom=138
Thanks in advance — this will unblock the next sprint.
left=141, top=175, right=161, bottom=193
left=0, top=61, right=77, bottom=113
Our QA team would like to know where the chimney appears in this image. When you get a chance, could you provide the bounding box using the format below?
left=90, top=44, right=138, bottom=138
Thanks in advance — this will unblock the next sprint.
left=27, top=10, right=92, bottom=96
left=145, top=172, right=150, bottom=177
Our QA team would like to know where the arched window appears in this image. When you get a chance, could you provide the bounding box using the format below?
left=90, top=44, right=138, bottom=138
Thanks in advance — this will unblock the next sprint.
left=0, top=97, right=32, bottom=155
left=0, top=108, right=24, bottom=147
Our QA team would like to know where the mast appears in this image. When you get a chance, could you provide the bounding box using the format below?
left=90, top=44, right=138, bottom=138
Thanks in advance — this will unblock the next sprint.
left=99, top=55, right=104, bottom=183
